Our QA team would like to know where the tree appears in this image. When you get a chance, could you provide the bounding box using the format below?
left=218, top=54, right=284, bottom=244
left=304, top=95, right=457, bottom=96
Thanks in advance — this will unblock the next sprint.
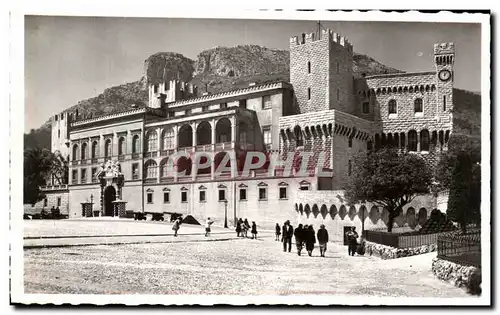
left=23, top=148, right=55, bottom=205
left=345, top=148, right=433, bottom=232
left=435, top=134, right=481, bottom=232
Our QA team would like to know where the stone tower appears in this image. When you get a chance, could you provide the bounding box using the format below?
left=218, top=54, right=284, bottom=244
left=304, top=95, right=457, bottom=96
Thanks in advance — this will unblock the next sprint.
left=289, top=28, right=354, bottom=114
left=434, top=42, right=455, bottom=117
left=51, top=112, right=71, bottom=161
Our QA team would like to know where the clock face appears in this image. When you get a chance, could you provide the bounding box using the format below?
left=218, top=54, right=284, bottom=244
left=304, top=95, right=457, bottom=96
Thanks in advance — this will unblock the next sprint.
left=438, top=69, right=452, bottom=82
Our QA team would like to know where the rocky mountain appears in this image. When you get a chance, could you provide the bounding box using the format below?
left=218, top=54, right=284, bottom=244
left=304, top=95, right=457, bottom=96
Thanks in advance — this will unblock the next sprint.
left=24, top=45, right=481, bottom=150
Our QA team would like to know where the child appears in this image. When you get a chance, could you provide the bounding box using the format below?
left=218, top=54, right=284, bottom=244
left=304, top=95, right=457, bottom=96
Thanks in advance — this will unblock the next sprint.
left=251, top=221, right=258, bottom=239
left=275, top=223, right=281, bottom=241
left=205, top=217, right=214, bottom=237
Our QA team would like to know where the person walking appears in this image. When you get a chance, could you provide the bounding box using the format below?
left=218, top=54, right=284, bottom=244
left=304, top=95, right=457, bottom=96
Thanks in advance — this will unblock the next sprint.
left=236, top=218, right=242, bottom=237
left=305, top=225, right=316, bottom=257
left=275, top=223, right=281, bottom=241
left=294, top=224, right=304, bottom=256
left=317, top=224, right=329, bottom=257
left=243, top=218, right=250, bottom=238
left=251, top=221, right=258, bottom=239
left=345, top=227, right=359, bottom=256
left=205, top=217, right=215, bottom=237
left=282, top=220, right=294, bottom=252
left=172, top=217, right=182, bottom=237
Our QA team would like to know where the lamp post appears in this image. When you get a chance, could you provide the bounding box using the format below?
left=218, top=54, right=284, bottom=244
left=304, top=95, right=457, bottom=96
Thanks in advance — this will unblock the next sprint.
left=361, top=200, right=366, bottom=236
left=223, top=199, right=228, bottom=228
left=90, top=194, right=94, bottom=217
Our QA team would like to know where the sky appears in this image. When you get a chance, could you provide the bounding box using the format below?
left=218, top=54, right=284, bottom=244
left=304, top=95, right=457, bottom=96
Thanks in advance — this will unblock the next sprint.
left=24, top=16, right=482, bottom=132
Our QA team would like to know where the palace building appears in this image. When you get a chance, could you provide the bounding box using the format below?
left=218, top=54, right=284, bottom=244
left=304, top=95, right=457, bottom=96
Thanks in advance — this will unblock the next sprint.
left=37, top=29, right=455, bottom=241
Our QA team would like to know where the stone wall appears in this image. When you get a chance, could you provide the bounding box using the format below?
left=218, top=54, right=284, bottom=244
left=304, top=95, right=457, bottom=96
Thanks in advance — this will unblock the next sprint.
left=293, top=190, right=438, bottom=242
left=432, top=257, right=481, bottom=295
left=29, top=189, right=70, bottom=215
left=364, top=241, right=437, bottom=259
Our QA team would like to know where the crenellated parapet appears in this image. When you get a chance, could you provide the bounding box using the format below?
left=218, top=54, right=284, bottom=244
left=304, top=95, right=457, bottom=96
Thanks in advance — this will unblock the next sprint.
left=289, top=28, right=353, bottom=53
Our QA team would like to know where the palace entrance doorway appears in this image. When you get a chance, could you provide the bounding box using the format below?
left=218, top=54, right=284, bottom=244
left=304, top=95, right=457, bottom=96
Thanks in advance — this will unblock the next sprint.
left=103, top=185, right=116, bottom=216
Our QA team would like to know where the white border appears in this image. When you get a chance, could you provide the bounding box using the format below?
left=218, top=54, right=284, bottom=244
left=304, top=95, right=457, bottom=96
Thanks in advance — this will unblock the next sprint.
left=8, top=2, right=491, bottom=307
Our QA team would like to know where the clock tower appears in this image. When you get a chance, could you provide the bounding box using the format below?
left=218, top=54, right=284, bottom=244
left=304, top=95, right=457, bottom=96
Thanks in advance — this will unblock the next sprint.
left=434, top=42, right=455, bottom=115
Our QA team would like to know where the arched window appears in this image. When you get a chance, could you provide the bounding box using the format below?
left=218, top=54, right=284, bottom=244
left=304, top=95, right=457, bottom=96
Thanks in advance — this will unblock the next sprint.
left=294, top=126, right=303, bottom=147
left=80, top=143, right=87, bottom=160
left=132, top=135, right=140, bottom=154
left=72, top=144, right=79, bottom=161
left=420, top=129, right=430, bottom=151
left=91, top=141, right=98, bottom=159
left=118, top=137, right=126, bottom=156
left=414, top=98, right=423, bottom=113
left=408, top=130, right=418, bottom=152
left=162, top=128, right=174, bottom=150
left=144, top=160, right=157, bottom=179
left=146, top=130, right=158, bottom=152
left=104, top=139, right=112, bottom=158
left=388, top=100, right=397, bottom=114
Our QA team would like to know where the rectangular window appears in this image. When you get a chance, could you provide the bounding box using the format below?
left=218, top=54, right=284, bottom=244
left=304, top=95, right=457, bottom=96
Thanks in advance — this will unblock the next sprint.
left=147, top=192, right=153, bottom=204
left=348, top=160, right=352, bottom=176
left=163, top=192, right=170, bottom=203
left=72, top=170, right=78, bottom=184
left=362, top=102, right=370, bottom=114
left=336, top=62, right=340, bottom=74
left=443, top=95, right=447, bottom=111
left=132, top=163, right=139, bottom=180
left=202, top=105, right=209, bottom=112
left=181, top=191, right=187, bottom=203
left=185, top=109, right=191, bottom=116
left=199, top=191, right=206, bottom=202
left=218, top=189, right=226, bottom=201
left=300, top=186, right=309, bottom=191
left=259, top=187, right=267, bottom=200
left=263, top=127, right=272, bottom=150
left=262, top=95, right=272, bottom=109
left=57, top=197, right=61, bottom=207
left=91, top=167, right=97, bottom=183
left=168, top=111, right=175, bottom=118
left=58, top=130, right=60, bottom=138
left=43, top=198, right=48, bottom=207
left=348, top=138, right=353, bottom=148
left=239, top=99, right=247, bottom=109
left=221, top=102, right=228, bottom=109
left=337, top=89, right=340, bottom=101
left=308, top=88, right=311, bottom=100
left=239, top=189, right=247, bottom=201
left=279, top=187, right=287, bottom=200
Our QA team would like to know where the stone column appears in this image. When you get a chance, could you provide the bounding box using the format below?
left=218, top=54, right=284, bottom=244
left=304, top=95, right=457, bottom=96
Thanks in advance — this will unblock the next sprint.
left=126, top=131, right=132, bottom=157
left=210, top=152, right=215, bottom=180
left=211, top=119, right=216, bottom=151
left=192, top=122, right=197, bottom=148
left=416, top=130, right=421, bottom=152
left=173, top=125, right=178, bottom=152
left=230, top=117, right=236, bottom=149
left=113, top=133, right=118, bottom=159
left=157, top=127, right=162, bottom=155
left=99, top=135, right=105, bottom=160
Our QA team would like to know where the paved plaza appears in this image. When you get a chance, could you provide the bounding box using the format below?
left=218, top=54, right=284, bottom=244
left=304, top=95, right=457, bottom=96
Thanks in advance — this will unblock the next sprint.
left=23, top=219, right=470, bottom=297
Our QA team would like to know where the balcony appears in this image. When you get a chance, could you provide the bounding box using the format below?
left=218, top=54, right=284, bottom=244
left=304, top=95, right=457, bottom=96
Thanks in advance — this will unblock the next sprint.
left=144, top=151, right=158, bottom=158
left=81, top=159, right=88, bottom=165
left=91, top=158, right=98, bottom=164
left=143, top=178, right=157, bottom=184
left=161, top=149, right=175, bottom=157
left=41, top=184, right=68, bottom=191
left=214, top=142, right=233, bottom=151
left=131, top=153, right=141, bottom=160
left=71, top=160, right=80, bottom=166
left=195, top=144, right=212, bottom=152
left=132, top=174, right=140, bottom=180
left=160, top=177, right=175, bottom=183
left=178, top=146, right=195, bottom=154
left=118, top=155, right=125, bottom=162
left=239, top=142, right=254, bottom=151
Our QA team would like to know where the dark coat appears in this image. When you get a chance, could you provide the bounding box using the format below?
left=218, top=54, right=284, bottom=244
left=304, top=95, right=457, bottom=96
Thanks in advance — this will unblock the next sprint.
left=251, top=223, right=257, bottom=234
left=304, top=228, right=316, bottom=250
left=236, top=221, right=242, bottom=233
left=275, top=225, right=281, bottom=235
left=317, top=228, right=329, bottom=244
left=293, top=227, right=304, bottom=243
left=282, top=224, right=294, bottom=238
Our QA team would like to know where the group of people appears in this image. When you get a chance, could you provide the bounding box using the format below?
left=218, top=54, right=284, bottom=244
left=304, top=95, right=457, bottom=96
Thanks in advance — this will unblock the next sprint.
left=276, top=220, right=330, bottom=257
left=235, top=218, right=258, bottom=239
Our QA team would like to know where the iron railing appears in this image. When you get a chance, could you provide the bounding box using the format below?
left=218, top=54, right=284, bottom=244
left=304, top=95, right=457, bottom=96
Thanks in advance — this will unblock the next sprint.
left=437, top=230, right=481, bottom=268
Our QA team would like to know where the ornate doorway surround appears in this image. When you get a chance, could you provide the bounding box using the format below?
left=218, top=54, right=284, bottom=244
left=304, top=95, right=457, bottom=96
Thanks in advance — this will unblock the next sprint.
left=95, top=160, right=125, bottom=216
